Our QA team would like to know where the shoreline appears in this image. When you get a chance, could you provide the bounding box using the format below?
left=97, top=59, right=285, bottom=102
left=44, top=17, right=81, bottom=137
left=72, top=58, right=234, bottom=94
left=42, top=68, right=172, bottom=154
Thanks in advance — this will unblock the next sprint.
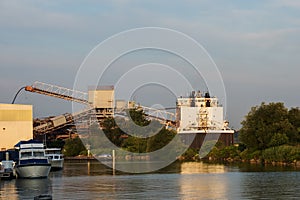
left=64, top=156, right=96, bottom=161
left=201, top=157, right=300, bottom=168
left=64, top=155, right=300, bottom=169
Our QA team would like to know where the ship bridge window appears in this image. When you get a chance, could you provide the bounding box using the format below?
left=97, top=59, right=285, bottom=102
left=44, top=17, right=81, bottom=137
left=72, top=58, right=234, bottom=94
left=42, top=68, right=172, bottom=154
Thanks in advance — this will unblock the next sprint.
left=206, top=100, right=211, bottom=107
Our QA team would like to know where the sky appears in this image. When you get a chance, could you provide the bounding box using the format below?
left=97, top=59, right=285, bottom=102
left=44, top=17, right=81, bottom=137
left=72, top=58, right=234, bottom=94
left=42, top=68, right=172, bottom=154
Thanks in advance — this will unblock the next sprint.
left=1, top=0, right=300, bottom=129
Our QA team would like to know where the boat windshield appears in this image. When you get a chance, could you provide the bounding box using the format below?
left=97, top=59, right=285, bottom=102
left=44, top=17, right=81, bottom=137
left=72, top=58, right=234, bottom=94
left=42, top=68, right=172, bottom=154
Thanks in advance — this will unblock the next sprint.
left=33, top=151, right=45, bottom=157
left=21, top=152, right=32, bottom=158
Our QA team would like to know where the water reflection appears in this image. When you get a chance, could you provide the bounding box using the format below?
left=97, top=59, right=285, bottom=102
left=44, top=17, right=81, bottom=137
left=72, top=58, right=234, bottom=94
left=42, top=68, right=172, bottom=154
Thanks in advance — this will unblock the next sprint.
left=240, top=172, right=300, bottom=199
left=16, top=178, right=52, bottom=199
left=61, top=160, right=113, bottom=176
left=1, top=161, right=300, bottom=199
left=0, top=178, right=52, bottom=200
left=180, top=162, right=226, bottom=174
left=179, top=162, right=236, bottom=199
left=0, top=179, right=18, bottom=200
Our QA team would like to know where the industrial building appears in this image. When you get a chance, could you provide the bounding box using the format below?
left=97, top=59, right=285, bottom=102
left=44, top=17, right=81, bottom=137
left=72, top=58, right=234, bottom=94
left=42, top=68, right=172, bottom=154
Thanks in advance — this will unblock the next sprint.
left=88, top=85, right=114, bottom=119
left=0, top=104, right=33, bottom=150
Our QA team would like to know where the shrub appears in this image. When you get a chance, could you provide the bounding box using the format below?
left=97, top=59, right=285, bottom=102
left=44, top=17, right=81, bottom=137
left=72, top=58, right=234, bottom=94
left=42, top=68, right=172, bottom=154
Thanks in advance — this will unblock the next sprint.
left=262, top=145, right=300, bottom=163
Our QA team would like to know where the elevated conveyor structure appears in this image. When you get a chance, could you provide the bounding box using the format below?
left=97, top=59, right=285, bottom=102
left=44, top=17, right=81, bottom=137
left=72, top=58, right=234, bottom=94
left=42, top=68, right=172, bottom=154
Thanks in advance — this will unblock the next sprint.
left=35, top=105, right=176, bottom=135
left=33, top=107, right=96, bottom=135
left=26, top=81, right=177, bottom=135
left=25, top=81, right=89, bottom=104
left=138, top=106, right=176, bottom=127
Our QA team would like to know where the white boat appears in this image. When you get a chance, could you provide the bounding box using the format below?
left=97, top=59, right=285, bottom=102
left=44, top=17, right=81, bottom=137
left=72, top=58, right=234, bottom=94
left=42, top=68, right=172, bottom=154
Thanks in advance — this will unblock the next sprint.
left=45, top=148, right=64, bottom=171
left=0, top=163, right=4, bottom=180
left=15, top=140, right=51, bottom=179
left=0, top=160, right=16, bottom=180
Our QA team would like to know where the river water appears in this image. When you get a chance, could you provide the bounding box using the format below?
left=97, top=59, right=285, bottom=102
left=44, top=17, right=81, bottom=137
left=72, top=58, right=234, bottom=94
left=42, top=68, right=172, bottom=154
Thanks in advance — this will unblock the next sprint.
left=1, top=160, right=300, bottom=199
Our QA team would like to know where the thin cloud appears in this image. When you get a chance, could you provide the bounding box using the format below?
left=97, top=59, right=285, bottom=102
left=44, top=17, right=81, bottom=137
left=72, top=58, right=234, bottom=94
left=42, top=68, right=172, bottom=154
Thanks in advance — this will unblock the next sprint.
left=0, top=1, right=84, bottom=30
left=272, top=0, right=300, bottom=8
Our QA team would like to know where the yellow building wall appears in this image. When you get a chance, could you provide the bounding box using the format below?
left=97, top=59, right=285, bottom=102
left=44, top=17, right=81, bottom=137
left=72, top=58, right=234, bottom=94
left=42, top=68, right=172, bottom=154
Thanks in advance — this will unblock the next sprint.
left=0, top=104, right=33, bottom=150
left=88, top=89, right=114, bottom=108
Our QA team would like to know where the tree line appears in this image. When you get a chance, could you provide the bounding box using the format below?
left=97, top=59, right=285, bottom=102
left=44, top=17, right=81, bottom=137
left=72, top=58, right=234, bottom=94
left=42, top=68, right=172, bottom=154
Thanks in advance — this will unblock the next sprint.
left=209, top=102, right=300, bottom=163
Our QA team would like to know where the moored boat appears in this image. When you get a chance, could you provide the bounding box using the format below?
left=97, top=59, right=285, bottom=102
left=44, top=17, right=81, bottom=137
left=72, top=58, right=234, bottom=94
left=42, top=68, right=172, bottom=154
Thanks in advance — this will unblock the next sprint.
left=0, top=160, right=16, bottom=180
left=45, top=148, right=64, bottom=171
left=15, top=140, right=51, bottom=179
left=0, top=163, right=4, bottom=180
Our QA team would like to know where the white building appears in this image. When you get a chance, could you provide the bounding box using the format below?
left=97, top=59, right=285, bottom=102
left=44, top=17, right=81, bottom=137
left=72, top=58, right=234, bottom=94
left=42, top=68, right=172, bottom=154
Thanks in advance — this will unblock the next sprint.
left=88, top=86, right=114, bottom=118
left=0, top=104, right=33, bottom=150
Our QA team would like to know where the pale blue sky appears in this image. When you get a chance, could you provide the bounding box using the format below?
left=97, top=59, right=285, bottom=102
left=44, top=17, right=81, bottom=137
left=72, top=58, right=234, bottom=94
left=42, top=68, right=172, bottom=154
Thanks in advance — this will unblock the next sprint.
left=1, top=0, right=300, bottom=128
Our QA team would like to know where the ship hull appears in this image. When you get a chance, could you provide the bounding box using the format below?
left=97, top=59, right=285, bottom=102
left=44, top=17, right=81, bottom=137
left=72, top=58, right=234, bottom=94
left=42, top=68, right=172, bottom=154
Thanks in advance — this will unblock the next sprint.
left=49, top=159, right=64, bottom=171
left=16, top=164, right=51, bottom=178
left=45, top=148, right=64, bottom=171
left=178, top=130, right=234, bottom=149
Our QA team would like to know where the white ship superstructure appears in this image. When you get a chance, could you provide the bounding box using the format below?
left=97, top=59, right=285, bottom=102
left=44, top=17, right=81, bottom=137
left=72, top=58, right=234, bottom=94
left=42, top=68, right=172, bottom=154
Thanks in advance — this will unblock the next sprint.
left=176, top=91, right=234, bottom=148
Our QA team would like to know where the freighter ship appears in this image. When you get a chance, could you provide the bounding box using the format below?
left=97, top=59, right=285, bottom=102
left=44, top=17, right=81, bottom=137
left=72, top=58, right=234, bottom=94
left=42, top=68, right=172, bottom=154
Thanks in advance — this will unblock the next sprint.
left=176, top=91, right=234, bottom=149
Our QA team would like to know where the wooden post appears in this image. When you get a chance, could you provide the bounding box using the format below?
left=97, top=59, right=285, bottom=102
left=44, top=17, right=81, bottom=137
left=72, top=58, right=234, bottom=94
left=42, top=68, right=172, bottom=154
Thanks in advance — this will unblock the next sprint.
left=112, top=150, right=115, bottom=175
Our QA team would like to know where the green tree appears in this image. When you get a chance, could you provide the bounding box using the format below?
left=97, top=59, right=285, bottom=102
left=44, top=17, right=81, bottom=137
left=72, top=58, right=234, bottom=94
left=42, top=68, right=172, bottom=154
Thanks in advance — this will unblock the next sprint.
left=288, top=107, right=300, bottom=143
left=288, top=107, right=300, bottom=128
left=46, top=139, right=65, bottom=148
left=121, top=136, right=148, bottom=153
left=101, top=117, right=117, bottom=130
left=269, top=133, right=289, bottom=147
left=101, top=118, right=125, bottom=147
left=63, top=137, right=87, bottom=157
left=111, top=108, right=179, bottom=154
left=239, top=102, right=294, bottom=150
left=128, top=108, right=150, bottom=126
left=146, top=128, right=176, bottom=152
